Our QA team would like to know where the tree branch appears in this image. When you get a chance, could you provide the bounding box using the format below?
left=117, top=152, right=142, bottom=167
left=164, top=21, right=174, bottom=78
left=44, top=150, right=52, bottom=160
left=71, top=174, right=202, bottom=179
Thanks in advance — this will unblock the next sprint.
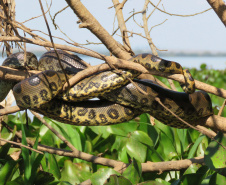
left=65, top=0, right=132, bottom=59
left=112, top=0, right=132, bottom=53
left=142, top=0, right=158, bottom=56
left=149, top=1, right=212, bottom=17
left=207, top=0, right=226, bottom=27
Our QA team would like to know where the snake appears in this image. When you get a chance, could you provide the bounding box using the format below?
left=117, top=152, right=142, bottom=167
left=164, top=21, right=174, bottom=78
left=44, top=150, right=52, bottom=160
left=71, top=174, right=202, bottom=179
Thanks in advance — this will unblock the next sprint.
left=0, top=50, right=213, bottom=128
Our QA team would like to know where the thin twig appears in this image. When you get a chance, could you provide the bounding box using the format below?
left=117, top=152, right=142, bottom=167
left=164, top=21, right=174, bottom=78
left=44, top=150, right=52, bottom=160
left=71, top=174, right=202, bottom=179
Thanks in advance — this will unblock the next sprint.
left=149, top=19, right=168, bottom=34
left=52, top=5, right=69, bottom=29
left=112, top=0, right=132, bottom=53
left=0, top=138, right=43, bottom=154
left=155, top=97, right=226, bottom=149
left=147, top=0, right=162, bottom=20
left=142, top=0, right=158, bottom=55
left=112, top=10, right=143, bottom=36
left=155, top=97, right=202, bottom=131
left=38, top=0, right=71, bottom=90
left=218, top=99, right=226, bottom=116
left=149, top=1, right=212, bottom=17
left=22, top=0, right=52, bottom=23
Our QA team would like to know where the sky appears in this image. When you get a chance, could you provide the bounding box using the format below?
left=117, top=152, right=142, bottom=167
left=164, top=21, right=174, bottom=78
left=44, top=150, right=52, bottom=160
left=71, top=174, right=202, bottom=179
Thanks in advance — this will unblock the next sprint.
left=13, top=0, right=226, bottom=54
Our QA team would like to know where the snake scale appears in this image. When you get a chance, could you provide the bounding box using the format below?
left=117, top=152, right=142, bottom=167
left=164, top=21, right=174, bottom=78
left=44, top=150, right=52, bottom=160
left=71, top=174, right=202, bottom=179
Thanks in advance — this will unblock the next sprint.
left=0, top=50, right=213, bottom=128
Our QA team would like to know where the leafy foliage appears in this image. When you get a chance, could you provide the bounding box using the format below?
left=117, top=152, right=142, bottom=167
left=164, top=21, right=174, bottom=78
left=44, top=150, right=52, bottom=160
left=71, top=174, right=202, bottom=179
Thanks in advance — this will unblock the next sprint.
left=0, top=66, right=226, bottom=184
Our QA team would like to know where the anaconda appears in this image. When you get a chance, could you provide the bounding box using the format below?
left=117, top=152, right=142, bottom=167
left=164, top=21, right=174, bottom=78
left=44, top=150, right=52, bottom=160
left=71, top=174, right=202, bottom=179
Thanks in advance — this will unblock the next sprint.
left=0, top=50, right=212, bottom=128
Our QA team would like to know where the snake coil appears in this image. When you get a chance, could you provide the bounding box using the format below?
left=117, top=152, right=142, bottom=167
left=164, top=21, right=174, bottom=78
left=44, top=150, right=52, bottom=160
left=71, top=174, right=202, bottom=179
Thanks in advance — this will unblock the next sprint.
left=0, top=50, right=213, bottom=128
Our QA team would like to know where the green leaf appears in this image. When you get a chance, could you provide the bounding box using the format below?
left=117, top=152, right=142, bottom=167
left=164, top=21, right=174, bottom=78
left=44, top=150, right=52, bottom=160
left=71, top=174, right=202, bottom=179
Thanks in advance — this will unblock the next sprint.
left=90, top=168, right=120, bottom=185
left=105, top=175, right=133, bottom=185
left=28, top=154, right=43, bottom=184
left=172, top=129, right=182, bottom=156
left=130, top=131, right=154, bottom=147
left=188, top=135, right=205, bottom=158
left=92, top=133, right=103, bottom=147
left=176, top=129, right=189, bottom=151
left=209, top=172, right=226, bottom=184
left=0, top=143, right=11, bottom=159
left=111, top=136, right=127, bottom=152
left=0, top=160, right=18, bottom=184
left=21, top=126, right=44, bottom=185
left=205, top=132, right=226, bottom=169
left=146, top=147, right=164, bottom=162
left=21, top=124, right=32, bottom=184
left=180, top=173, right=203, bottom=185
left=138, top=113, right=150, bottom=133
left=60, top=160, right=91, bottom=184
left=156, top=121, right=174, bottom=143
left=200, top=175, right=212, bottom=185
left=122, top=159, right=142, bottom=184
left=147, top=124, right=159, bottom=147
left=39, top=119, right=62, bottom=147
left=45, top=153, right=61, bottom=180
left=89, top=126, right=111, bottom=139
left=6, top=182, right=21, bottom=185
left=118, top=147, right=129, bottom=163
left=188, top=129, right=200, bottom=143
left=106, top=122, right=138, bottom=137
left=126, top=137, right=147, bottom=163
left=138, top=181, right=166, bottom=185
left=34, top=171, right=55, bottom=185
left=60, top=160, right=81, bottom=184
left=30, top=134, right=40, bottom=164
left=183, top=164, right=202, bottom=175
left=155, top=178, right=171, bottom=185
left=157, top=131, right=177, bottom=160
left=65, top=125, right=83, bottom=150
left=196, top=136, right=209, bottom=157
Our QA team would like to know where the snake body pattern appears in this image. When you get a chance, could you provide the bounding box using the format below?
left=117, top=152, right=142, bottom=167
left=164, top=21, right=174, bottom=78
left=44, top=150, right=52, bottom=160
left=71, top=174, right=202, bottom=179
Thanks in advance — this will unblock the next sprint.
left=0, top=50, right=213, bottom=128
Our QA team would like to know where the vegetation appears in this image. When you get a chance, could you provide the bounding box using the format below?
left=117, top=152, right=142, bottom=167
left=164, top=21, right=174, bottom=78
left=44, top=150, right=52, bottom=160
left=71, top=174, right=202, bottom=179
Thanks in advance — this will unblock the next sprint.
left=0, top=67, right=225, bottom=185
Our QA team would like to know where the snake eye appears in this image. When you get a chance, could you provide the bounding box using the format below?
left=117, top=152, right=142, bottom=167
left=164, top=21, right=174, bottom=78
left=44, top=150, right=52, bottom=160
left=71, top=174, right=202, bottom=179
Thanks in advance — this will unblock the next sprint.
left=28, top=76, right=41, bottom=86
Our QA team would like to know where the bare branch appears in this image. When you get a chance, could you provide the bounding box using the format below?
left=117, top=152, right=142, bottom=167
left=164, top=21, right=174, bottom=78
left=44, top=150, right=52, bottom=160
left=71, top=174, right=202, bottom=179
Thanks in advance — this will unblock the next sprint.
left=0, top=137, right=43, bottom=154
left=142, top=0, right=158, bottom=55
left=52, top=5, right=69, bottom=29
left=149, top=1, right=212, bottom=17
left=112, top=0, right=132, bottom=53
left=147, top=0, right=162, bottom=20
left=65, top=0, right=131, bottom=59
left=149, top=19, right=168, bottom=34
left=112, top=10, right=143, bottom=36
left=218, top=99, right=226, bottom=116
left=22, top=0, right=52, bottom=23
left=38, top=0, right=70, bottom=90
left=142, top=157, right=204, bottom=173
left=207, top=0, right=226, bottom=27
